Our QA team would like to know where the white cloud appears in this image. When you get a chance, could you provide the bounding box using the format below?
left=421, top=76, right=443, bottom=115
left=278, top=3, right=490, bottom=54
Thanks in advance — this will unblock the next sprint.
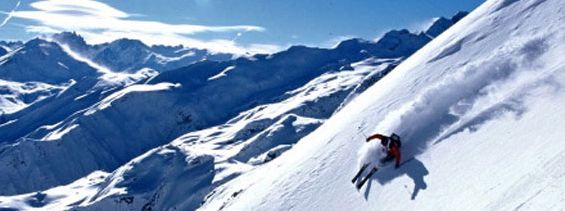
left=0, top=1, right=21, bottom=29
left=8, top=0, right=279, bottom=54
left=77, top=30, right=283, bottom=55
left=25, top=25, right=60, bottom=34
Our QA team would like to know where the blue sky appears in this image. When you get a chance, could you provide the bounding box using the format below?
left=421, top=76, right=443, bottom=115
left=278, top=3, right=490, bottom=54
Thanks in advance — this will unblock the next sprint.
left=0, top=0, right=485, bottom=54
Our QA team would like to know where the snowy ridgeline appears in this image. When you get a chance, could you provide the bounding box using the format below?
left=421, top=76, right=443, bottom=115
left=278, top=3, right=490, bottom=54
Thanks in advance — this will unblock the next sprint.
left=0, top=33, right=232, bottom=114
left=0, top=12, right=468, bottom=211
left=51, top=32, right=234, bottom=73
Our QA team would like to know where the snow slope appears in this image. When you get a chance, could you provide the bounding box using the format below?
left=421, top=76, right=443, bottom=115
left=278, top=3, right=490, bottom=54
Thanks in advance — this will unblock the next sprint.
left=0, top=37, right=118, bottom=116
left=0, top=38, right=99, bottom=84
left=195, top=0, right=565, bottom=210
left=0, top=79, right=67, bottom=114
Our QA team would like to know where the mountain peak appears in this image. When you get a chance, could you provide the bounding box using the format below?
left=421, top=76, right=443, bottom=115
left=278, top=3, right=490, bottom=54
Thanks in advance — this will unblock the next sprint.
left=335, top=38, right=371, bottom=48
left=52, top=31, right=88, bottom=51
left=110, top=38, right=149, bottom=50
left=425, top=11, right=469, bottom=38
left=452, top=11, right=470, bottom=22
left=380, top=29, right=413, bottom=40
left=24, top=37, right=53, bottom=47
left=0, top=38, right=99, bottom=84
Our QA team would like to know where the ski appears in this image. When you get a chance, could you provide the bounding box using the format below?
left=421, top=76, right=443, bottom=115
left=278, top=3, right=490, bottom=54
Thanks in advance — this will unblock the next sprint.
left=351, top=164, right=369, bottom=183
left=356, top=168, right=378, bottom=189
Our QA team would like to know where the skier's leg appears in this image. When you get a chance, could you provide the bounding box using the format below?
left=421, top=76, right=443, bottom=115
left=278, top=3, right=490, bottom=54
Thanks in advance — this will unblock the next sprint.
left=352, top=164, right=369, bottom=183
left=357, top=167, right=378, bottom=189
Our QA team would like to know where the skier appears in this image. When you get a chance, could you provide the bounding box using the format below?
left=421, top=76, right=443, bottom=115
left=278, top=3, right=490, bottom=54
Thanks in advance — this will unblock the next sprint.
left=366, top=133, right=402, bottom=168
left=352, top=133, right=402, bottom=189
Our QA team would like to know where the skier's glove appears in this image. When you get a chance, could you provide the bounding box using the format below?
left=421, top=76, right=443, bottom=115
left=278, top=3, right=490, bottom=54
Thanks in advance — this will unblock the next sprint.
left=365, top=138, right=370, bottom=142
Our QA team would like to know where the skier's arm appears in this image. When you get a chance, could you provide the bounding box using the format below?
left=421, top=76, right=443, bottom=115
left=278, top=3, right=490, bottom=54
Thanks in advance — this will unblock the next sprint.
left=365, top=134, right=385, bottom=142
left=392, top=146, right=401, bottom=167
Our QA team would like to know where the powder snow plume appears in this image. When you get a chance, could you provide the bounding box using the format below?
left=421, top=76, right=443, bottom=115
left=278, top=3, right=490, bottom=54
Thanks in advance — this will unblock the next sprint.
left=357, top=138, right=387, bottom=169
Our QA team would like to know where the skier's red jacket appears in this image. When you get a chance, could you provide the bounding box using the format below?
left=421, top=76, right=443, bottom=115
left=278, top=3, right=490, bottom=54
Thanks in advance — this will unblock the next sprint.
left=366, top=134, right=401, bottom=167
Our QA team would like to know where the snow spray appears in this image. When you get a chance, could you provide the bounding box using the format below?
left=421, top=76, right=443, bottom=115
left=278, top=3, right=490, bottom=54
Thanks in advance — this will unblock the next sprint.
left=358, top=139, right=387, bottom=169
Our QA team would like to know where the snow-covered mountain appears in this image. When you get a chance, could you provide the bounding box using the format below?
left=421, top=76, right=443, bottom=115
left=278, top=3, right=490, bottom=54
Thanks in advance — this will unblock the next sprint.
left=0, top=38, right=99, bottom=84
left=425, top=11, right=469, bottom=38
left=0, top=41, right=23, bottom=52
left=52, top=32, right=233, bottom=73
left=0, top=38, right=97, bottom=114
left=0, top=32, right=232, bottom=115
left=0, top=36, right=159, bottom=140
left=0, top=11, right=473, bottom=211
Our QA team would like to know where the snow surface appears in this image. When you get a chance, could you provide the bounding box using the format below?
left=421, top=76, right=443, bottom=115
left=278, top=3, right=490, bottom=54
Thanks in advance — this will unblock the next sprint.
left=0, top=79, right=68, bottom=114
left=195, top=0, right=565, bottom=210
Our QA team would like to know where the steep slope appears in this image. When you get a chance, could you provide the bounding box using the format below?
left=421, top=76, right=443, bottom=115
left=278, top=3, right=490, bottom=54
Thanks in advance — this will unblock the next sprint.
left=194, top=0, right=565, bottom=210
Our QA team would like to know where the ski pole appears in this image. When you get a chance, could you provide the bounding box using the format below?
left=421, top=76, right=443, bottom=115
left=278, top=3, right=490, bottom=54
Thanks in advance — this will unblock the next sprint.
left=359, top=128, right=368, bottom=139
